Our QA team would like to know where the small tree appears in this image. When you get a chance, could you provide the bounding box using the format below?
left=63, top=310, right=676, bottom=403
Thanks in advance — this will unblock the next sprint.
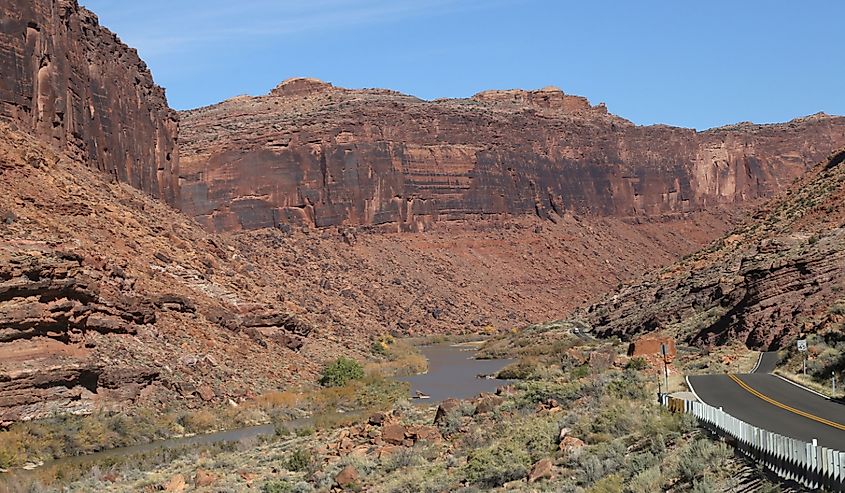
left=320, top=357, right=364, bottom=387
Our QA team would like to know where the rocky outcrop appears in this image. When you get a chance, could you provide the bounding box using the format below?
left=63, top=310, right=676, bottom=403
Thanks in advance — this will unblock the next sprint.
left=0, top=246, right=159, bottom=421
left=179, top=79, right=845, bottom=232
left=0, top=0, right=179, bottom=203
left=579, top=149, right=845, bottom=350
left=0, top=247, right=155, bottom=344
left=0, top=124, right=327, bottom=422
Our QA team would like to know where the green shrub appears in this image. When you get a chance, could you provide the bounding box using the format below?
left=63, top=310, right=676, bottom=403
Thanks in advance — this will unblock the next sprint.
left=262, top=479, right=293, bottom=493
left=588, top=473, right=623, bottom=493
left=497, top=358, right=540, bottom=379
left=286, top=447, right=312, bottom=472
left=690, top=478, right=717, bottom=493
left=464, top=441, right=531, bottom=487
left=319, top=357, right=364, bottom=387
left=626, top=357, right=649, bottom=371
left=626, top=465, right=663, bottom=493
left=678, top=439, right=729, bottom=483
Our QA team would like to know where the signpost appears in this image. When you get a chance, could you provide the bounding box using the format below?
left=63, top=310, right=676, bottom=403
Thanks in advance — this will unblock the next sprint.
left=660, top=343, right=670, bottom=394
left=797, top=339, right=808, bottom=375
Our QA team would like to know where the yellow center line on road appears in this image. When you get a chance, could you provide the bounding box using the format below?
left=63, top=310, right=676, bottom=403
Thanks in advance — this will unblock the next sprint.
left=728, top=374, right=845, bottom=431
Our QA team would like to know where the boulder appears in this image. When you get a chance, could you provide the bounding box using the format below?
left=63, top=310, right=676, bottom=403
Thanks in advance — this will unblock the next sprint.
left=194, top=469, right=217, bottom=487
left=368, top=412, right=386, bottom=426
left=196, top=384, right=216, bottom=402
left=381, top=424, right=407, bottom=445
left=433, top=398, right=461, bottom=425
left=163, top=474, right=186, bottom=492
left=560, top=436, right=586, bottom=453
left=335, top=464, right=359, bottom=488
left=474, top=393, right=504, bottom=415
left=527, top=458, right=553, bottom=483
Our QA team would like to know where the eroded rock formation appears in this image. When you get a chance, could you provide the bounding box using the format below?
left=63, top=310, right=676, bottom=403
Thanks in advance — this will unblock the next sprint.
left=0, top=245, right=160, bottom=421
left=179, top=78, right=845, bottom=232
left=0, top=0, right=179, bottom=203
left=579, top=149, right=845, bottom=350
left=0, top=125, right=322, bottom=421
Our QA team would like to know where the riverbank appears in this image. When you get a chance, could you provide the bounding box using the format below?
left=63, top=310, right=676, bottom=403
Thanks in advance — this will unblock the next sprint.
left=5, top=325, right=789, bottom=492
left=0, top=336, right=512, bottom=489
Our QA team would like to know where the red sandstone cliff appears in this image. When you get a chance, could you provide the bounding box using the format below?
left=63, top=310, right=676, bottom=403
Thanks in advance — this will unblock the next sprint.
left=579, top=148, right=845, bottom=350
left=0, top=0, right=179, bottom=203
left=179, top=78, right=845, bottom=232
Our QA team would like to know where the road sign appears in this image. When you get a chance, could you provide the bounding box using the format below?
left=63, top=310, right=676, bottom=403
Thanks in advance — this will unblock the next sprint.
left=797, top=340, right=808, bottom=352
left=660, top=343, right=668, bottom=356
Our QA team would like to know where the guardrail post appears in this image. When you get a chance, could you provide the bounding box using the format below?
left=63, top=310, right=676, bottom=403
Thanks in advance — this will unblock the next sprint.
left=671, top=397, right=845, bottom=491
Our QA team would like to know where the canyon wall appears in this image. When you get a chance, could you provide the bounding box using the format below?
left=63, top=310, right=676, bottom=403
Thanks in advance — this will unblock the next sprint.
left=579, top=149, right=845, bottom=350
left=179, top=79, right=845, bottom=232
left=0, top=0, right=179, bottom=203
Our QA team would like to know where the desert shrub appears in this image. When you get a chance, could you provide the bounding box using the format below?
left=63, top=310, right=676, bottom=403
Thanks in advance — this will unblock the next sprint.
left=512, top=417, right=558, bottom=461
left=678, top=439, right=730, bottom=483
left=382, top=444, right=433, bottom=473
left=587, top=402, right=638, bottom=437
left=516, top=380, right=582, bottom=408
left=464, top=441, right=531, bottom=487
left=285, top=447, right=312, bottom=472
left=571, top=364, right=590, bottom=379
left=626, top=465, right=663, bottom=493
left=352, top=374, right=408, bottom=410
left=380, top=464, right=453, bottom=493
left=320, top=357, right=365, bottom=387
left=579, top=453, right=605, bottom=483
left=690, top=477, right=717, bottom=493
left=605, top=370, right=650, bottom=400
left=830, top=300, right=845, bottom=315
left=262, top=479, right=293, bottom=493
left=625, top=451, right=657, bottom=477
left=178, top=410, right=218, bottom=433
left=626, top=357, right=649, bottom=371
left=497, top=358, right=541, bottom=380
left=0, top=429, right=26, bottom=468
left=588, top=474, right=623, bottom=493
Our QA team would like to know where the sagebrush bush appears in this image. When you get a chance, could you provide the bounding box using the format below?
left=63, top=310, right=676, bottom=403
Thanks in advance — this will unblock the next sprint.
left=588, top=473, right=623, bottom=493
left=678, top=439, right=730, bottom=483
left=464, top=441, right=531, bottom=487
left=626, top=357, right=649, bottom=371
left=262, top=479, right=293, bottom=493
left=285, top=447, right=312, bottom=472
left=319, top=357, right=365, bottom=387
left=627, top=465, right=663, bottom=493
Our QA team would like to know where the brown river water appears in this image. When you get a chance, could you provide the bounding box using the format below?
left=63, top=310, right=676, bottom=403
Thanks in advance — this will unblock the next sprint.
left=5, top=342, right=511, bottom=477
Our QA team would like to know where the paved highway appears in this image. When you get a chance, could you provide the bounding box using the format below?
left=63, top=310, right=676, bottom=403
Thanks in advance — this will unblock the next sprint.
left=688, top=352, right=845, bottom=450
left=751, top=350, right=780, bottom=374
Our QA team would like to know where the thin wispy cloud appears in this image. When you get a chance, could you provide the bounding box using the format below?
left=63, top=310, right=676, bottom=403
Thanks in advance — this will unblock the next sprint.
left=85, top=0, right=503, bottom=56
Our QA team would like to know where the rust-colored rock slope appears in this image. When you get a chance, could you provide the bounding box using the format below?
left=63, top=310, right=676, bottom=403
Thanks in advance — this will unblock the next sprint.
left=0, top=124, right=336, bottom=422
left=179, top=78, right=845, bottom=232
left=0, top=123, right=739, bottom=421
left=0, top=0, right=179, bottom=203
left=2, top=0, right=845, bottom=421
left=580, top=148, right=845, bottom=350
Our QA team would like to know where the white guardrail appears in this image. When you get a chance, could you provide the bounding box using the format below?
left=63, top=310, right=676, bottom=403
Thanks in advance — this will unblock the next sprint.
left=661, top=395, right=845, bottom=491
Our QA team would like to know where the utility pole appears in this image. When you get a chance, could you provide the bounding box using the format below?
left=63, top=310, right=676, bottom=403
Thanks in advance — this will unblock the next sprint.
left=833, top=372, right=837, bottom=397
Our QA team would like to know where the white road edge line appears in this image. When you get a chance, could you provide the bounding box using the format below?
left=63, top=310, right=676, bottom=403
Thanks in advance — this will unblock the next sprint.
left=685, top=375, right=704, bottom=403
left=773, top=373, right=831, bottom=400
left=750, top=352, right=763, bottom=373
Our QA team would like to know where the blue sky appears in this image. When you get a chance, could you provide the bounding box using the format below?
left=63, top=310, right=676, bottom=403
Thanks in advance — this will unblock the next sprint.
left=81, top=0, right=844, bottom=129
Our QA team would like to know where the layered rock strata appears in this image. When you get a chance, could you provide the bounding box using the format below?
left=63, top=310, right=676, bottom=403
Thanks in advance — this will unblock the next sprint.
left=179, top=78, right=845, bottom=232
left=580, top=149, right=845, bottom=350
